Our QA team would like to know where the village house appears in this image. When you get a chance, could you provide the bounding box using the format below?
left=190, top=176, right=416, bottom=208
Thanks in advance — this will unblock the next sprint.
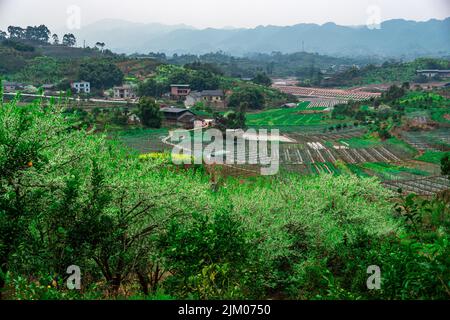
left=2, top=81, right=24, bottom=93
left=161, top=106, right=197, bottom=129
left=170, top=84, right=191, bottom=100
left=185, top=90, right=226, bottom=108
left=42, top=84, right=56, bottom=95
left=127, top=113, right=141, bottom=125
left=416, top=69, right=450, bottom=79
left=280, top=102, right=298, bottom=108
left=71, top=81, right=91, bottom=94
left=113, top=84, right=137, bottom=100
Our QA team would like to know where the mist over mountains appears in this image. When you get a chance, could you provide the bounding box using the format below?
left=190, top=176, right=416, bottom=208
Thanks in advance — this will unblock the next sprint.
left=71, top=18, right=450, bottom=58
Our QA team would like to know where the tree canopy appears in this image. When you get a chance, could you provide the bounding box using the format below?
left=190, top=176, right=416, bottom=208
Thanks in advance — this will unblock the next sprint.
left=0, top=91, right=449, bottom=300
left=62, top=33, right=77, bottom=47
left=78, top=60, right=124, bottom=89
left=228, top=87, right=266, bottom=110
left=252, top=72, right=272, bottom=86
left=138, top=97, right=162, bottom=128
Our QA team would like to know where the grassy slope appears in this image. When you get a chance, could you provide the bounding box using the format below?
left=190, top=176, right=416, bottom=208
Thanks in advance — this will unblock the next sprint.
left=246, top=102, right=331, bottom=127
left=416, top=151, right=449, bottom=165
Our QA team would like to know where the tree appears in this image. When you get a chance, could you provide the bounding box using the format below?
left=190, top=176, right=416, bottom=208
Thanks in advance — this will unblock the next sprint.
left=0, top=88, right=92, bottom=298
left=381, top=85, right=405, bottom=103
left=228, top=87, right=265, bottom=110
left=62, top=33, right=76, bottom=47
left=52, top=34, right=59, bottom=45
left=401, top=82, right=410, bottom=90
left=1, top=39, right=35, bottom=52
left=189, top=70, right=220, bottom=91
left=414, top=74, right=428, bottom=84
left=0, top=30, right=6, bottom=41
left=0, top=89, right=208, bottom=298
left=138, top=78, right=169, bottom=98
left=168, top=69, right=191, bottom=85
left=25, top=25, right=50, bottom=43
left=214, top=102, right=247, bottom=131
left=441, top=155, right=450, bottom=180
left=185, top=62, right=223, bottom=76
left=7, top=26, right=25, bottom=39
left=148, top=52, right=167, bottom=60
left=159, top=209, right=253, bottom=299
left=78, top=60, right=124, bottom=89
left=95, top=42, right=106, bottom=52
left=252, top=73, right=272, bottom=86
left=138, top=97, right=162, bottom=128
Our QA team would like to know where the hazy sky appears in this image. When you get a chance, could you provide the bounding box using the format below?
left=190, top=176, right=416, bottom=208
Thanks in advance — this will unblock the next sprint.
left=0, top=0, right=449, bottom=30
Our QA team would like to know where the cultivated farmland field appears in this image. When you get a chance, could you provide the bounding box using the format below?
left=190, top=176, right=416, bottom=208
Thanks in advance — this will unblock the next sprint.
left=115, top=99, right=449, bottom=197
left=113, top=128, right=170, bottom=154
left=246, top=102, right=330, bottom=127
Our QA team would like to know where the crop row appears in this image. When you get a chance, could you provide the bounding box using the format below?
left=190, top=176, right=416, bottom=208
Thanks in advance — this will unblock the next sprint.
left=277, top=144, right=402, bottom=165
left=384, top=176, right=449, bottom=196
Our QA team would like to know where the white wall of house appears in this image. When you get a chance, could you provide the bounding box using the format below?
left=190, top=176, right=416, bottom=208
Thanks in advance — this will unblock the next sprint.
left=72, top=82, right=91, bottom=94
left=113, top=87, right=136, bottom=99
left=185, top=95, right=199, bottom=107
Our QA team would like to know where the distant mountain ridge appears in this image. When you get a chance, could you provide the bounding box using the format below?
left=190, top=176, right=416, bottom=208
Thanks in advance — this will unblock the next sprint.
left=70, top=18, right=450, bottom=58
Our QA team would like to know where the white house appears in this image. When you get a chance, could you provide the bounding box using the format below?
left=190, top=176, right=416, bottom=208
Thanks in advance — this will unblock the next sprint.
left=416, top=70, right=450, bottom=79
left=71, top=81, right=91, bottom=94
left=113, top=84, right=137, bottom=100
left=185, top=90, right=225, bottom=108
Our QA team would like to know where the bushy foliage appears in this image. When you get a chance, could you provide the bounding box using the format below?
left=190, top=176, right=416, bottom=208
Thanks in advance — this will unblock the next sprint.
left=78, top=59, right=124, bottom=89
left=228, top=87, right=265, bottom=110
left=327, top=58, right=450, bottom=86
left=252, top=73, right=272, bottom=86
left=159, top=209, right=257, bottom=299
left=0, top=90, right=449, bottom=300
left=0, top=92, right=210, bottom=298
left=138, top=97, right=162, bottom=128
left=441, top=155, right=450, bottom=179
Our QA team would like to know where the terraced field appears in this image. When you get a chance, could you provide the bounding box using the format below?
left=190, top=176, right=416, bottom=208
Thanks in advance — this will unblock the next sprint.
left=211, top=130, right=448, bottom=195
left=416, top=151, right=450, bottom=164
left=116, top=123, right=449, bottom=196
left=297, top=98, right=347, bottom=108
left=273, top=85, right=381, bottom=100
left=401, top=129, right=450, bottom=152
left=383, top=176, right=449, bottom=196
left=246, top=102, right=331, bottom=127
left=216, top=130, right=416, bottom=176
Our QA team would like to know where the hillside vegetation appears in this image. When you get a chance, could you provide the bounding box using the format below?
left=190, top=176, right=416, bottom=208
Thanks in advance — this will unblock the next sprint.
left=0, top=91, right=449, bottom=300
left=327, top=58, right=450, bottom=87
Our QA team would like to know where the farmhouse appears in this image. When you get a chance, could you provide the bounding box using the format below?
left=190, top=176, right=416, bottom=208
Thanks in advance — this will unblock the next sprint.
left=41, top=84, right=56, bottom=95
left=416, top=70, right=450, bottom=79
left=113, top=84, right=137, bottom=100
left=161, top=107, right=197, bottom=128
left=170, top=84, right=191, bottom=100
left=185, top=90, right=225, bottom=108
left=127, top=113, right=141, bottom=125
left=71, top=81, right=91, bottom=94
left=280, top=103, right=297, bottom=108
left=2, top=81, right=24, bottom=92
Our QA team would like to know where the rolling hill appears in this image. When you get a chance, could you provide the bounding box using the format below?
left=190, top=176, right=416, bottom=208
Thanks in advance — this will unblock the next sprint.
left=68, top=18, right=450, bottom=58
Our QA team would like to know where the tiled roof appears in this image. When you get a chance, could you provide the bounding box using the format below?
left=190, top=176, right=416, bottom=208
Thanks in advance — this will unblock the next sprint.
left=200, top=90, right=224, bottom=97
left=160, top=107, right=193, bottom=114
